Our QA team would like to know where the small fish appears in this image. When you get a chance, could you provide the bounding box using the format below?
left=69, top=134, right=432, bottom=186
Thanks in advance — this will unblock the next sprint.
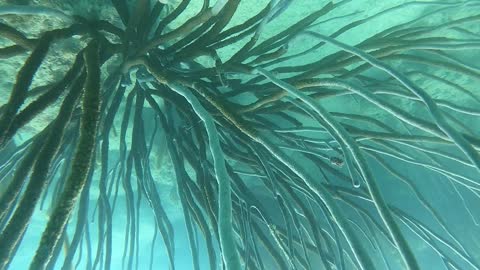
left=330, top=156, right=344, bottom=167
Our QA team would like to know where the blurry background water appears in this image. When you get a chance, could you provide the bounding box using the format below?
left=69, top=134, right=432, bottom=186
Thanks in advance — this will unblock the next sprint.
left=0, top=0, right=479, bottom=269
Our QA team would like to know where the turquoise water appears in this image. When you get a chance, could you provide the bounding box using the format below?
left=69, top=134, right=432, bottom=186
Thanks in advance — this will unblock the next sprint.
left=0, top=0, right=479, bottom=269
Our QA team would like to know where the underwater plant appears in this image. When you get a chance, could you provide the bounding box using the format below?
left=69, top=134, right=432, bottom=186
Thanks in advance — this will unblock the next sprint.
left=0, top=0, right=480, bottom=269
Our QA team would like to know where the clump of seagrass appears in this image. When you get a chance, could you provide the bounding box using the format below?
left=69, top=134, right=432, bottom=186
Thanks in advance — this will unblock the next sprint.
left=1, top=1, right=480, bottom=270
